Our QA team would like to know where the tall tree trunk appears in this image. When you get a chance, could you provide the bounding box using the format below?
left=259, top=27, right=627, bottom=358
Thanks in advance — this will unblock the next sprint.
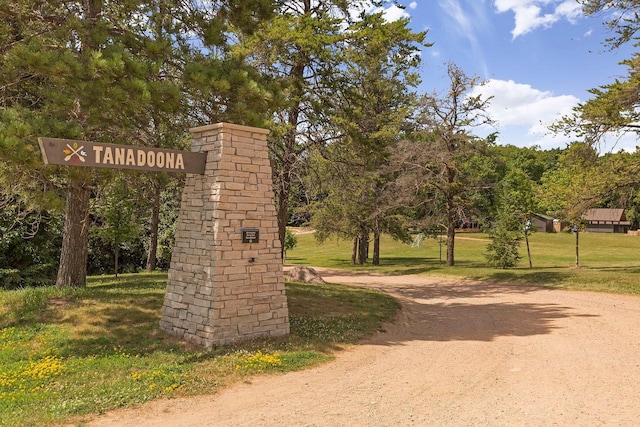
left=446, top=225, right=455, bottom=267
left=114, top=236, right=120, bottom=278
left=56, top=177, right=91, bottom=288
left=365, top=236, right=369, bottom=261
left=275, top=105, right=301, bottom=259
left=351, top=237, right=358, bottom=265
left=525, top=231, right=533, bottom=268
left=358, top=234, right=368, bottom=265
left=445, top=165, right=457, bottom=267
left=55, top=0, right=100, bottom=288
left=276, top=178, right=290, bottom=259
left=275, top=53, right=305, bottom=257
left=446, top=206, right=456, bottom=266
left=373, top=216, right=380, bottom=265
left=146, top=180, right=160, bottom=272
left=373, top=235, right=380, bottom=265
left=575, top=228, right=579, bottom=267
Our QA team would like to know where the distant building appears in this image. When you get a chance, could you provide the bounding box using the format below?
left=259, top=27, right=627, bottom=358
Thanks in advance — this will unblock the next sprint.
left=530, top=213, right=555, bottom=233
left=583, top=208, right=631, bottom=233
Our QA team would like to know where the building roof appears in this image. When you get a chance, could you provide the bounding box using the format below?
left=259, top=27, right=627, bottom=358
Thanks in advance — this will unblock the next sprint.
left=583, top=208, right=626, bottom=222
left=532, top=213, right=555, bottom=221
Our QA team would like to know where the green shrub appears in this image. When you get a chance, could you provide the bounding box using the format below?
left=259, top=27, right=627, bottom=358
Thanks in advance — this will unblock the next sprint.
left=0, top=269, right=21, bottom=290
left=0, top=264, right=56, bottom=290
left=284, top=229, right=298, bottom=258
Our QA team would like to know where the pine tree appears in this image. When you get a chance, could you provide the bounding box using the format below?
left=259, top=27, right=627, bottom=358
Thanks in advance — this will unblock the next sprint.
left=0, top=0, right=278, bottom=287
left=238, top=1, right=428, bottom=256
left=395, top=63, right=494, bottom=266
left=312, top=11, right=426, bottom=264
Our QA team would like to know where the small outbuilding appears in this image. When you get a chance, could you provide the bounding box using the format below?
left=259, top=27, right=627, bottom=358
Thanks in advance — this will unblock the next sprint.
left=583, top=208, right=631, bottom=233
left=530, top=213, right=555, bottom=233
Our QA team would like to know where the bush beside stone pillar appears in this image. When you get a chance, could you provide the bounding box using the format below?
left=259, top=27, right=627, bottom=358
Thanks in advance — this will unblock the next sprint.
left=160, top=123, right=289, bottom=347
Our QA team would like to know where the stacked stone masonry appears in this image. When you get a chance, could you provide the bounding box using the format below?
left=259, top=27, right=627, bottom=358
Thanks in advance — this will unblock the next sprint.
left=160, top=123, right=290, bottom=348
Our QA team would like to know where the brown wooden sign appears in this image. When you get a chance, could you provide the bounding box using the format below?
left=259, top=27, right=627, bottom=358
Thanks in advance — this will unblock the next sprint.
left=38, top=137, right=206, bottom=174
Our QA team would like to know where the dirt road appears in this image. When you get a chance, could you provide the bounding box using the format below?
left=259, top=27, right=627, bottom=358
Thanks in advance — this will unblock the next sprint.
left=88, top=269, right=640, bottom=426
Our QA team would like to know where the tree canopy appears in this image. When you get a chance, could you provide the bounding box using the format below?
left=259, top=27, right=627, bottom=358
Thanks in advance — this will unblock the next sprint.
left=0, top=0, right=278, bottom=287
left=4, top=0, right=640, bottom=285
left=580, top=0, right=640, bottom=48
left=393, top=63, right=494, bottom=266
left=555, top=1, right=640, bottom=143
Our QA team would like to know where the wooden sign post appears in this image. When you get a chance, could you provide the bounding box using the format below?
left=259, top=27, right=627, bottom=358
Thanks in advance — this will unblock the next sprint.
left=38, top=138, right=207, bottom=174
left=39, top=125, right=290, bottom=348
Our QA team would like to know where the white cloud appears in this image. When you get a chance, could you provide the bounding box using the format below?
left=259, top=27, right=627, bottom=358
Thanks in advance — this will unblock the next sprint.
left=349, top=0, right=411, bottom=23
left=493, top=0, right=583, bottom=38
left=438, top=0, right=487, bottom=43
left=468, top=79, right=639, bottom=152
left=437, top=1, right=490, bottom=77
left=594, top=133, right=640, bottom=153
left=440, top=0, right=476, bottom=37
left=344, top=1, right=411, bottom=30
left=379, top=4, right=410, bottom=21
left=475, top=79, right=578, bottom=127
left=555, top=0, right=582, bottom=21
left=469, top=79, right=579, bottom=147
left=409, top=1, right=418, bottom=9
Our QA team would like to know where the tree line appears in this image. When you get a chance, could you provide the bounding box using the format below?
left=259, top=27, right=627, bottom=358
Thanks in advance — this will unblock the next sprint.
left=1, top=0, right=639, bottom=288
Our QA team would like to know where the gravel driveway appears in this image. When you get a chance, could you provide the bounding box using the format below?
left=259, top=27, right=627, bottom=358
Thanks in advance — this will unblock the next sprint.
left=88, top=268, right=640, bottom=426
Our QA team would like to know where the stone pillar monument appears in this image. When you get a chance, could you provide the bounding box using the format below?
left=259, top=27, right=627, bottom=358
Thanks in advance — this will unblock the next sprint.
left=160, top=123, right=289, bottom=347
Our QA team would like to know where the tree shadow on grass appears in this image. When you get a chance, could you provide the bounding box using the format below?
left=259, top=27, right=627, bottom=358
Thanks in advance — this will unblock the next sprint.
left=41, top=276, right=193, bottom=359
left=376, top=257, right=445, bottom=275
left=583, top=265, right=640, bottom=274
left=53, top=302, right=185, bottom=359
left=474, top=269, right=572, bottom=286
left=290, top=257, right=488, bottom=276
left=46, top=275, right=378, bottom=360
left=87, top=274, right=167, bottom=292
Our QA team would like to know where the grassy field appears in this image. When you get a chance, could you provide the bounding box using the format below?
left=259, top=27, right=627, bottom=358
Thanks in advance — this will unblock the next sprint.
left=286, top=230, right=640, bottom=295
left=0, top=275, right=399, bottom=427
left=2, top=230, right=640, bottom=425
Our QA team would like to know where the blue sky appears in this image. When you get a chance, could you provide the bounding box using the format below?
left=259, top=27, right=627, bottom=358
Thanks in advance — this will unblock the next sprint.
left=377, top=0, right=638, bottom=152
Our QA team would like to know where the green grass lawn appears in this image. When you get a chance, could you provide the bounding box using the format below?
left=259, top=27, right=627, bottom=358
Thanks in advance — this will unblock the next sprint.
left=2, top=229, right=640, bottom=425
left=286, top=230, right=640, bottom=295
left=0, top=275, right=399, bottom=427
